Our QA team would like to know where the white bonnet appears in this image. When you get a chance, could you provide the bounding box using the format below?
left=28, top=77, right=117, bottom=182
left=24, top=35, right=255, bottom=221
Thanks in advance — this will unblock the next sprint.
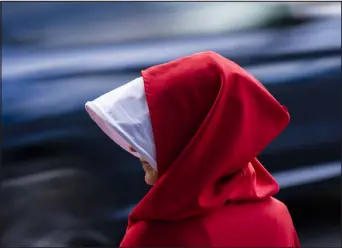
left=85, top=77, right=157, bottom=171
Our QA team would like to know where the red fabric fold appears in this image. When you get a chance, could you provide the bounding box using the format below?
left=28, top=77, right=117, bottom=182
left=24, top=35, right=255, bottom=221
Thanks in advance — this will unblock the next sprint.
left=121, top=51, right=299, bottom=247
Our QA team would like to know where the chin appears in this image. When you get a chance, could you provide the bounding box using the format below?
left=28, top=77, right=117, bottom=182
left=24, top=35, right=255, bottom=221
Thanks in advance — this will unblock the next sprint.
left=145, top=181, right=155, bottom=186
left=145, top=179, right=155, bottom=186
left=145, top=181, right=154, bottom=186
left=145, top=176, right=156, bottom=186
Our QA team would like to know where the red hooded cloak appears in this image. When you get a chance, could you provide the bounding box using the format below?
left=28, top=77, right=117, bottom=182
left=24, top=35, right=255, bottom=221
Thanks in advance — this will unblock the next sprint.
left=120, top=51, right=300, bottom=247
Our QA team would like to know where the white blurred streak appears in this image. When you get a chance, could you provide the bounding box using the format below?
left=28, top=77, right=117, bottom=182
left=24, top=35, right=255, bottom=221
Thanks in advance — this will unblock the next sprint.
left=288, top=2, right=341, bottom=18
left=246, top=57, right=341, bottom=84
left=274, top=161, right=341, bottom=188
left=165, top=3, right=284, bottom=35
left=2, top=169, right=78, bottom=188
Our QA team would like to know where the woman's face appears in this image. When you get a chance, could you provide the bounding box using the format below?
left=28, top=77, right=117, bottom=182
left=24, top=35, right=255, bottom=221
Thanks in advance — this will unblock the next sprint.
left=128, top=145, right=158, bottom=185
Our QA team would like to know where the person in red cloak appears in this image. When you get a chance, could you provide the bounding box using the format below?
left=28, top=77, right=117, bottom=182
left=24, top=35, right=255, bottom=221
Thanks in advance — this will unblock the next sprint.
left=85, top=51, right=300, bottom=247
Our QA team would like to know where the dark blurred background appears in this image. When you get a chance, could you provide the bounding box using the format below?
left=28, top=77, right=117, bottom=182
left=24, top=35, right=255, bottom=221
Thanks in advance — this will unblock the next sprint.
left=1, top=2, right=341, bottom=247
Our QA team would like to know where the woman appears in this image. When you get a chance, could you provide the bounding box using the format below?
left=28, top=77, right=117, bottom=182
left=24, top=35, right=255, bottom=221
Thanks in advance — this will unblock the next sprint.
left=85, top=51, right=300, bottom=247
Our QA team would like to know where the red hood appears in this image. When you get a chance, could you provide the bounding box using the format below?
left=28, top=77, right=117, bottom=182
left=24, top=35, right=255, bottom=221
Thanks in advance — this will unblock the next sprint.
left=128, top=51, right=290, bottom=226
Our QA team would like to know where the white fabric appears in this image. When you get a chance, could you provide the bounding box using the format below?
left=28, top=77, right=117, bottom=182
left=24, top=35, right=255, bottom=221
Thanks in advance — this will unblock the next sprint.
left=85, top=77, right=157, bottom=171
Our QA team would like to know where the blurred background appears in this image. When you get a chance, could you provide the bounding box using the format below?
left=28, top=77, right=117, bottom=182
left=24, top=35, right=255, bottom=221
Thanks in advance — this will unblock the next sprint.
left=1, top=2, right=341, bottom=247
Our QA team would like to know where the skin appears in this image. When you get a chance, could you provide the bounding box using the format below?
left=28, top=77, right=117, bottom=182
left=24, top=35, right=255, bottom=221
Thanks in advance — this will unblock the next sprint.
left=128, top=145, right=158, bottom=185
